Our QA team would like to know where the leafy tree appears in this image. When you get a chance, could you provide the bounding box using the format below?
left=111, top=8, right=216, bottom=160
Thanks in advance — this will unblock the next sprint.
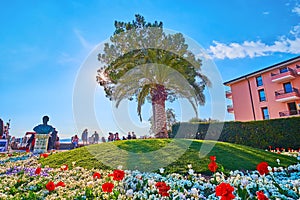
left=96, top=14, right=210, bottom=138
left=188, top=117, right=219, bottom=123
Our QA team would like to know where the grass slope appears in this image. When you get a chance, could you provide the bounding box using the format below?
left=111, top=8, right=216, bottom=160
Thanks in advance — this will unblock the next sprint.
left=40, top=139, right=297, bottom=174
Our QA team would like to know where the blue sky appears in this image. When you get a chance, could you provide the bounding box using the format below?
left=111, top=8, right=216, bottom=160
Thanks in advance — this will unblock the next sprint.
left=1, top=0, right=299, bottom=139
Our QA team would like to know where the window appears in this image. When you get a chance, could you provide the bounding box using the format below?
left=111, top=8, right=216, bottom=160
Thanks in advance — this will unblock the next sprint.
left=287, top=102, right=297, bottom=115
left=256, top=76, right=263, bottom=87
left=283, top=82, right=293, bottom=93
left=258, top=89, right=266, bottom=102
left=262, top=107, right=269, bottom=119
left=280, top=67, right=288, bottom=73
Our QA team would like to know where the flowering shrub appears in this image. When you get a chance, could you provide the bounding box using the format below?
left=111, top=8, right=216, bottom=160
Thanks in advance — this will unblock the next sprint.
left=0, top=152, right=299, bottom=199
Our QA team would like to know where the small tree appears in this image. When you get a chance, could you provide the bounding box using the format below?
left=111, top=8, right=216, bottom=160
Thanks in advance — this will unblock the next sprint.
left=96, top=14, right=210, bottom=138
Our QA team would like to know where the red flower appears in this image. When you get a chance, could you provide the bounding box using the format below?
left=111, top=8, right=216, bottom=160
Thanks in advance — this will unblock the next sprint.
left=40, top=153, right=48, bottom=158
left=268, top=146, right=272, bottom=150
left=56, top=181, right=65, bottom=187
left=35, top=167, right=41, bottom=175
left=210, top=156, right=216, bottom=162
left=256, top=190, right=269, bottom=200
left=109, top=169, right=125, bottom=181
left=215, top=182, right=235, bottom=200
left=257, top=162, right=269, bottom=175
left=208, top=161, right=218, bottom=173
left=93, top=172, right=101, bottom=179
left=155, top=181, right=167, bottom=188
left=26, top=149, right=30, bottom=153
left=155, top=181, right=170, bottom=197
left=46, top=181, right=56, bottom=192
left=60, top=164, right=68, bottom=171
left=102, top=182, right=114, bottom=193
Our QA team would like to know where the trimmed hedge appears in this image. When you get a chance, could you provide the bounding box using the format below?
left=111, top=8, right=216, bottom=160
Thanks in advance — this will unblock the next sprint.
left=171, top=117, right=300, bottom=149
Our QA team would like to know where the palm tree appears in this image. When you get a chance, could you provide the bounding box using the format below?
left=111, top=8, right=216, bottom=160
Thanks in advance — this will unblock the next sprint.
left=96, top=15, right=210, bottom=138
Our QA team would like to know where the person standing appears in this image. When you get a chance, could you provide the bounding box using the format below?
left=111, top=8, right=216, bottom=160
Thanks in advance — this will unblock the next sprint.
left=72, top=135, right=79, bottom=148
left=54, top=136, right=60, bottom=150
left=93, top=131, right=99, bottom=144
left=81, top=129, right=88, bottom=145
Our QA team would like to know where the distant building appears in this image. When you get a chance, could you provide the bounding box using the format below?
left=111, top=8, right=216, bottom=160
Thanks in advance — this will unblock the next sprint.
left=224, top=56, right=300, bottom=121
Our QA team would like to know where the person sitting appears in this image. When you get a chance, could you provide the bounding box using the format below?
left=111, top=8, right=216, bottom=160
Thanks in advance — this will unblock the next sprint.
left=132, top=132, right=137, bottom=139
left=114, top=132, right=120, bottom=140
left=127, top=132, right=132, bottom=140
left=108, top=132, right=114, bottom=141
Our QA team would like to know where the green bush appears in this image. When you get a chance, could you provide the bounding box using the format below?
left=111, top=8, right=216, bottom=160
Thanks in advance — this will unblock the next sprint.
left=171, top=117, right=300, bottom=149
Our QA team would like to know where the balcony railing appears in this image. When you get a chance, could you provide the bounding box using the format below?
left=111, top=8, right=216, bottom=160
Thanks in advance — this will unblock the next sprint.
left=271, top=68, right=296, bottom=83
left=279, top=110, right=300, bottom=117
left=227, top=105, right=234, bottom=113
left=225, top=90, right=232, bottom=99
left=275, top=88, right=300, bottom=102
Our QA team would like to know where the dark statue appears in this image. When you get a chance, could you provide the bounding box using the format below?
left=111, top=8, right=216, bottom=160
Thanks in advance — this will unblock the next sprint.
left=28, top=116, right=56, bottom=150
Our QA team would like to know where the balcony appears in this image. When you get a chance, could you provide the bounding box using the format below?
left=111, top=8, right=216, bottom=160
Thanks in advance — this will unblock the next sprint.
left=227, top=105, right=234, bottom=113
left=275, top=88, right=300, bottom=102
left=279, top=110, right=300, bottom=117
left=296, top=65, right=300, bottom=75
left=271, top=68, right=296, bottom=83
left=225, top=90, right=232, bottom=99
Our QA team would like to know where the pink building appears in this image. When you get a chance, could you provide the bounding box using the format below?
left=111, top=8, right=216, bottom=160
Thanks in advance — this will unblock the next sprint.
left=224, top=56, right=300, bottom=121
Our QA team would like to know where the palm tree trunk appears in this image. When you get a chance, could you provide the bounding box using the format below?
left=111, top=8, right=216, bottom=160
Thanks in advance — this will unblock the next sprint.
left=151, top=84, right=168, bottom=138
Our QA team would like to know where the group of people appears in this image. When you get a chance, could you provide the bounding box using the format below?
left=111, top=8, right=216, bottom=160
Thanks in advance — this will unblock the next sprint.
left=28, top=116, right=141, bottom=151
left=106, top=131, right=137, bottom=142
left=71, top=129, right=100, bottom=148
left=0, top=118, right=10, bottom=140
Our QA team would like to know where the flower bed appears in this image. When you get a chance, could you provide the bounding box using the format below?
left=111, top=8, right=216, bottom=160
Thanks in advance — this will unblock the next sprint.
left=0, top=152, right=299, bottom=199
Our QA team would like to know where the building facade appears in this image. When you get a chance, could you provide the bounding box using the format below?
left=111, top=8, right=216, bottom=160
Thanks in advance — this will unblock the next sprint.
left=224, top=56, right=300, bottom=121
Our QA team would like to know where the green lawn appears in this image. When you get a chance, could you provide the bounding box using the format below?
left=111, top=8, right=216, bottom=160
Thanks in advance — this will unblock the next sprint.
left=40, top=139, right=297, bottom=175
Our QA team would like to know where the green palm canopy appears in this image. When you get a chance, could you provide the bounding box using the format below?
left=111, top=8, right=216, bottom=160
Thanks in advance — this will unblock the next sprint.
left=96, top=14, right=210, bottom=138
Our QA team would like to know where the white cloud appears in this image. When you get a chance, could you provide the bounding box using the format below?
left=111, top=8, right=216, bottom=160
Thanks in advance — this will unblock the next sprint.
left=292, top=4, right=300, bottom=16
left=207, top=2, right=300, bottom=60
left=74, top=28, right=93, bottom=50
left=208, top=37, right=300, bottom=59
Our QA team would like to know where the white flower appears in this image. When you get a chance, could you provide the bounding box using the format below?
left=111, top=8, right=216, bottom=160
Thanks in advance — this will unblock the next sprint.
left=126, top=189, right=134, bottom=198
left=188, top=169, right=194, bottom=175
left=190, top=188, right=198, bottom=197
left=241, top=177, right=249, bottom=187
left=276, top=159, right=280, bottom=165
left=187, top=164, right=192, bottom=169
left=159, top=168, right=165, bottom=174
left=267, top=166, right=272, bottom=172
